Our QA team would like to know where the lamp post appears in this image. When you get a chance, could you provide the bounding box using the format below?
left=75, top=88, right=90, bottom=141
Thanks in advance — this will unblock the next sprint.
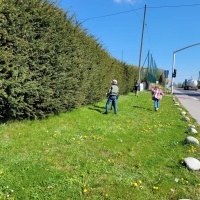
left=171, top=42, right=200, bottom=94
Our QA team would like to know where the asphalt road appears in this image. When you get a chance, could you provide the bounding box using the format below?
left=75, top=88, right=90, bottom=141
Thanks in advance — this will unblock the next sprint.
left=173, top=88, right=200, bottom=125
left=175, top=88, right=200, bottom=101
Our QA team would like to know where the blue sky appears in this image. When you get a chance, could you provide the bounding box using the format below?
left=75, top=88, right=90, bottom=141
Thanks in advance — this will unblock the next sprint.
left=58, top=0, right=200, bottom=84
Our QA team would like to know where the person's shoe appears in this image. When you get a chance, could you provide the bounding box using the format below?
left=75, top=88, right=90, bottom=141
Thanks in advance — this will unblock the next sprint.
left=103, top=111, right=108, bottom=114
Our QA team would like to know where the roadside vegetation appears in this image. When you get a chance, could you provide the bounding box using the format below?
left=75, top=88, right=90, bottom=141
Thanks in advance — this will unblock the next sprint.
left=0, top=91, right=199, bottom=199
left=0, top=0, right=137, bottom=120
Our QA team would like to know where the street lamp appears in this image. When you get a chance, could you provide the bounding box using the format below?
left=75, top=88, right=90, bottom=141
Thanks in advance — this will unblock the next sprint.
left=171, top=42, right=200, bottom=94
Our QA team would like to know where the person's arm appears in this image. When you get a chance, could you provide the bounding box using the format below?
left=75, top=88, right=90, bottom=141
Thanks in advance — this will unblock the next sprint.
left=106, top=87, right=112, bottom=97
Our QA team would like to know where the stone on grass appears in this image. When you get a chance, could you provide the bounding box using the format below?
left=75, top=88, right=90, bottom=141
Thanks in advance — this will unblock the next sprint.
left=188, top=124, right=195, bottom=128
left=184, top=157, right=200, bottom=170
left=178, top=199, right=191, bottom=200
left=186, top=136, right=199, bottom=145
left=174, top=102, right=180, bottom=106
left=188, top=127, right=198, bottom=134
left=183, top=116, right=190, bottom=121
left=181, top=111, right=186, bottom=115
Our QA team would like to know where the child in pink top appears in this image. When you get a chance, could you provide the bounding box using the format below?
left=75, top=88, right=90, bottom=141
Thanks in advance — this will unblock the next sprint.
left=152, top=85, right=164, bottom=111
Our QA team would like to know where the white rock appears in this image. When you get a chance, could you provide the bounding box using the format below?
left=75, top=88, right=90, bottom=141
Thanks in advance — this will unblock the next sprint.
left=181, top=111, right=186, bottom=115
left=188, top=127, right=198, bottom=134
left=188, top=124, right=195, bottom=128
left=184, top=157, right=200, bottom=170
left=179, top=199, right=191, bottom=200
left=183, top=116, right=190, bottom=121
left=186, top=136, right=199, bottom=145
left=178, top=199, right=191, bottom=200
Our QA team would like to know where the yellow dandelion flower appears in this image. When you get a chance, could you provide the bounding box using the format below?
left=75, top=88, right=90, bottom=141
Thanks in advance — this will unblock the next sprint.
left=153, top=186, right=159, bottom=190
left=0, top=171, right=3, bottom=175
left=133, top=182, right=138, bottom=187
left=83, top=188, right=88, bottom=193
left=138, top=180, right=142, bottom=184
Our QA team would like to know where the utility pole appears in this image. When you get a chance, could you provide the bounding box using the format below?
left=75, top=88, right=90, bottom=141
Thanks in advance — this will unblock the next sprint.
left=138, top=4, right=146, bottom=83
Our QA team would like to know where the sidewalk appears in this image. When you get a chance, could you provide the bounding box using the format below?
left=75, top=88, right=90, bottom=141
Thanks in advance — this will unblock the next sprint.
left=173, top=89, right=200, bottom=125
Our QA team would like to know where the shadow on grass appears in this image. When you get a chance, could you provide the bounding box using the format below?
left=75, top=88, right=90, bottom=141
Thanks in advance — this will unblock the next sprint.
left=133, top=105, right=152, bottom=112
left=89, top=105, right=153, bottom=113
left=88, top=104, right=105, bottom=113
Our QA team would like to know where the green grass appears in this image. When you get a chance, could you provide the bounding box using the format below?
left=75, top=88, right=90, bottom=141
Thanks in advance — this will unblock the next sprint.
left=0, top=91, right=200, bottom=200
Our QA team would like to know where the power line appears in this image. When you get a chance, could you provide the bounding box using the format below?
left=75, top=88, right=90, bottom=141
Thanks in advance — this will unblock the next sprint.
left=148, top=3, right=200, bottom=9
left=81, top=7, right=143, bottom=22
left=80, top=3, right=200, bottom=22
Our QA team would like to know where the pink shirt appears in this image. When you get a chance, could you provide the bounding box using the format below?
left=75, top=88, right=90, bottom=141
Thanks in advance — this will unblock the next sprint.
left=152, top=89, right=164, bottom=100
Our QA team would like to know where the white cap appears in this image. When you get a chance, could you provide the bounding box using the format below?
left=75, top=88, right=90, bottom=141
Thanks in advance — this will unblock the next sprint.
left=112, top=79, right=117, bottom=85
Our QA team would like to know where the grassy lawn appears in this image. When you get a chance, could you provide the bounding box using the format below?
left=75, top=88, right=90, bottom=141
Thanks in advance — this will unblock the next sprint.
left=0, top=91, right=199, bottom=199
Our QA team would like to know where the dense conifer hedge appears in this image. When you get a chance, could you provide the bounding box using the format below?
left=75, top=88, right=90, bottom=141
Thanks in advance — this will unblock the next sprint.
left=0, top=0, right=138, bottom=120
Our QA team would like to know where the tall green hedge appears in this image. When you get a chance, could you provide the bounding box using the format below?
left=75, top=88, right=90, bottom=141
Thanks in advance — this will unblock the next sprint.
left=0, top=0, right=138, bottom=120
